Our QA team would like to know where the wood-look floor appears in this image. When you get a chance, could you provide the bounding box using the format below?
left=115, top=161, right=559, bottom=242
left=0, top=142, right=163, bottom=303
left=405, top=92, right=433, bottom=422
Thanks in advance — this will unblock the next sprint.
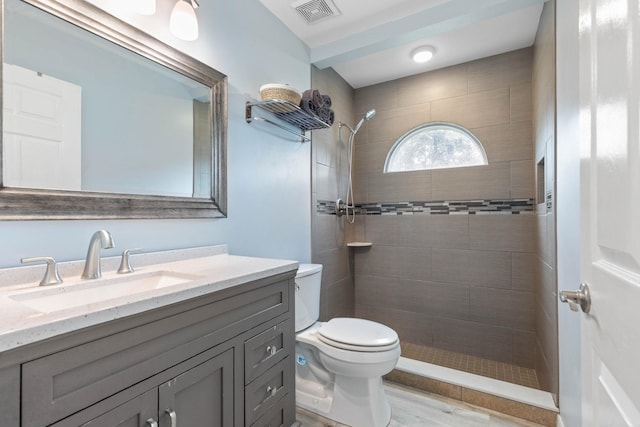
left=295, top=382, right=546, bottom=427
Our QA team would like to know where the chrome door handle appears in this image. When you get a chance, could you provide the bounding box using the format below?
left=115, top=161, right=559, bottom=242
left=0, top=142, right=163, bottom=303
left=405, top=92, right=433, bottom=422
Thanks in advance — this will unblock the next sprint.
left=165, top=409, right=177, bottom=427
left=145, top=418, right=158, bottom=427
left=560, top=282, right=591, bottom=314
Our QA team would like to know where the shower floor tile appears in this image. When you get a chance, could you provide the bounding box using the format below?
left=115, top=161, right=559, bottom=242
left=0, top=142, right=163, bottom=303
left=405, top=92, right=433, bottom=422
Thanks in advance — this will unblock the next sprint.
left=401, top=342, right=541, bottom=390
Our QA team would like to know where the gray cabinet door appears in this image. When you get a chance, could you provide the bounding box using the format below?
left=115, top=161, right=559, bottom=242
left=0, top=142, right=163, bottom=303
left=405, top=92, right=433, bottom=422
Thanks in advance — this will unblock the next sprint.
left=80, top=389, right=157, bottom=427
left=158, top=348, right=234, bottom=427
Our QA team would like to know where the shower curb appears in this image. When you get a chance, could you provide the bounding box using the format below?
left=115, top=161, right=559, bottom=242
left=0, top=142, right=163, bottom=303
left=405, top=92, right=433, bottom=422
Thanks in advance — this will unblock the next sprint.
left=387, top=357, right=558, bottom=427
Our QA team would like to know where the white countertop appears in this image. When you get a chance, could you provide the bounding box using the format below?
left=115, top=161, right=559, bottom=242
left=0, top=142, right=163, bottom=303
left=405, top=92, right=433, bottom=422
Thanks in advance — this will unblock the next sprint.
left=0, top=245, right=298, bottom=353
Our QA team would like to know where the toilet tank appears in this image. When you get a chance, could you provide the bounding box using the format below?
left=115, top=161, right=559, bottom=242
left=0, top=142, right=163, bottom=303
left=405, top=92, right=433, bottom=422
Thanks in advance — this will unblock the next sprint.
left=294, top=263, right=323, bottom=332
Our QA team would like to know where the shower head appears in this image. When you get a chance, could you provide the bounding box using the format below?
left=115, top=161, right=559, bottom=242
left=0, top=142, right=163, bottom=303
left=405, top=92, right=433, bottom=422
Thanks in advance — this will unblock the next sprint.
left=352, top=109, right=377, bottom=134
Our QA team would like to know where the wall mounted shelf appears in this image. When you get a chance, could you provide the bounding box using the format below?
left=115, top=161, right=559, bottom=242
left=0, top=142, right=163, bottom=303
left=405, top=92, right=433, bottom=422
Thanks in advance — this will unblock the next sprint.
left=246, top=99, right=331, bottom=142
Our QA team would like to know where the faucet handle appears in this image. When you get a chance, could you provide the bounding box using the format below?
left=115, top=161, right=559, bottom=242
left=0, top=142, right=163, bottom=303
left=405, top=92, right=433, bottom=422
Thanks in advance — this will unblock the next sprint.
left=118, top=248, right=143, bottom=274
left=21, top=257, right=63, bottom=286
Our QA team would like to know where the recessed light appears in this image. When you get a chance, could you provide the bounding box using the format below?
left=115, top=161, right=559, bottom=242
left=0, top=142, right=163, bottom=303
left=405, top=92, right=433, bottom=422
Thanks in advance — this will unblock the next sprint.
left=411, top=46, right=436, bottom=63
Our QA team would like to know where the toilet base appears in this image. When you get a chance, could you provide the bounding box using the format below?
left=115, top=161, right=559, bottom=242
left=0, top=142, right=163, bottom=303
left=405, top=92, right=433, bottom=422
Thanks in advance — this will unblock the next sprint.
left=296, top=370, right=392, bottom=427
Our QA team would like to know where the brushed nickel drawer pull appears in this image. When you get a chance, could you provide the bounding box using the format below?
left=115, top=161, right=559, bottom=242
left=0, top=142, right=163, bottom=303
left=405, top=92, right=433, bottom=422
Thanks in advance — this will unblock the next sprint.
left=266, top=345, right=277, bottom=356
left=145, top=418, right=158, bottom=427
left=265, top=385, right=278, bottom=397
left=165, top=409, right=177, bottom=427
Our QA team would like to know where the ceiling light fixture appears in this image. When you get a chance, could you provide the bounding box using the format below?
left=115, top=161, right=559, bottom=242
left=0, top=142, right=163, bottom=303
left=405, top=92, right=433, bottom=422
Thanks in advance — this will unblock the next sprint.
left=135, top=0, right=156, bottom=15
left=411, top=46, right=436, bottom=63
left=170, top=0, right=199, bottom=41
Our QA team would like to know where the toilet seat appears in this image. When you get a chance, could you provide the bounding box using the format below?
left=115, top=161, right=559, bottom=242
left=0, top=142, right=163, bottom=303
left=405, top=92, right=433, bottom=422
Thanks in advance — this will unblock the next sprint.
left=318, top=318, right=399, bottom=352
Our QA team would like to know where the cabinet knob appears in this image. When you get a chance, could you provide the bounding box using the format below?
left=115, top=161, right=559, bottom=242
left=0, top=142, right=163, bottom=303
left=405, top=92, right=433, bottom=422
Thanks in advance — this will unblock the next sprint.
left=266, top=345, right=277, bottom=356
left=165, top=409, right=177, bottom=427
left=266, top=385, right=278, bottom=397
left=145, top=418, right=158, bottom=427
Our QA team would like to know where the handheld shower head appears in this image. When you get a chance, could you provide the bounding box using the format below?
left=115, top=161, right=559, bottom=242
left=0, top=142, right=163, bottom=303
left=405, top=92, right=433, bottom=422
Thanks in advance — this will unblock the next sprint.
left=352, top=109, right=377, bottom=134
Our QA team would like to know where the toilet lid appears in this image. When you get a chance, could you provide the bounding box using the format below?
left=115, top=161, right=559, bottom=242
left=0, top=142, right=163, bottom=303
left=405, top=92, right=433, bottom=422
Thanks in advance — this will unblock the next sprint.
left=318, top=318, right=398, bottom=348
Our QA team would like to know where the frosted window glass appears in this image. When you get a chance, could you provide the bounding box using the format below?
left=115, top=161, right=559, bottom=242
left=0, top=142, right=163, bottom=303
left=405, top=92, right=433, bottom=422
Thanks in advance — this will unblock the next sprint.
left=384, top=123, right=487, bottom=173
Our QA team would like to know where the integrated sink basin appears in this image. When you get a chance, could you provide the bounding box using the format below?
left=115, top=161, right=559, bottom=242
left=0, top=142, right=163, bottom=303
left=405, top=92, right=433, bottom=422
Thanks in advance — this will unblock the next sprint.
left=9, top=270, right=205, bottom=313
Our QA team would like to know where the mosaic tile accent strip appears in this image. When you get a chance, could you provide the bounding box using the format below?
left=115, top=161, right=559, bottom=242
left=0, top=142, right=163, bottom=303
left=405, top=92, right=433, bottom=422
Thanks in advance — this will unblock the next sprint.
left=317, top=199, right=535, bottom=215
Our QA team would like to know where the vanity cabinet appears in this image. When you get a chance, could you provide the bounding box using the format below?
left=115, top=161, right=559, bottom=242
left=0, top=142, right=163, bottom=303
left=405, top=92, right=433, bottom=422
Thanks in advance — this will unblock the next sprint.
left=0, top=270, right=297, bottom=427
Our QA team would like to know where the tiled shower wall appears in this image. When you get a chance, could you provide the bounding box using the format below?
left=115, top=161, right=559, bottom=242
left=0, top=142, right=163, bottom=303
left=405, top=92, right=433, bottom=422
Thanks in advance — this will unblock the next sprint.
left=350, top=49, right=541, bottom=372
left=310, top=66, right=355, bottom=320
left=532, top=1, right=558, bottom=399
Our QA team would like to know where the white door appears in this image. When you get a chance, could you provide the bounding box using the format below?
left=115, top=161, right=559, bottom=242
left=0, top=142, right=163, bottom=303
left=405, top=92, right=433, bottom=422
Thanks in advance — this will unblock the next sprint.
left=3, top=64, right=81, bottom=190
left=577, top=0, right=640, bottom=424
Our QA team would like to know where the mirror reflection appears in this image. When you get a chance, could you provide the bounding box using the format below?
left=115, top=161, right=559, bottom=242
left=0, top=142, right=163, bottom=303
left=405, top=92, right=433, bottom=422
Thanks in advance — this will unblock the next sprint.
left=3, top=0, right=211, bottom=198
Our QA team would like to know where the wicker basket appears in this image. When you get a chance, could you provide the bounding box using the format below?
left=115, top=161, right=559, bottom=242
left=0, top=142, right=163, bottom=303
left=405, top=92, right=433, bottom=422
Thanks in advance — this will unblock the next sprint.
left=260, top=84, right=302, bottom=105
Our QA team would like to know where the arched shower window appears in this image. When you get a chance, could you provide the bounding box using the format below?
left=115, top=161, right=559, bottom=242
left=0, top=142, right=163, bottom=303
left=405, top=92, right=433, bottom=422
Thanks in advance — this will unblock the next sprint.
left=384, top=122, right=488, bottom=173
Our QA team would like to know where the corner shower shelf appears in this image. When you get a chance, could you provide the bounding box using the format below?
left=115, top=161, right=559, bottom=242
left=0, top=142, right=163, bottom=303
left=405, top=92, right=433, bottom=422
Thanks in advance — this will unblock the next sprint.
left=245, top=99, right=331, bottom=142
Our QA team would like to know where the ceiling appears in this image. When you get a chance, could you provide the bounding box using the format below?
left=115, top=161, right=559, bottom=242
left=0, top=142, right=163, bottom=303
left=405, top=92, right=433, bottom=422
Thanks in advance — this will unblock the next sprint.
left=258, top=0, right=547, bottom=88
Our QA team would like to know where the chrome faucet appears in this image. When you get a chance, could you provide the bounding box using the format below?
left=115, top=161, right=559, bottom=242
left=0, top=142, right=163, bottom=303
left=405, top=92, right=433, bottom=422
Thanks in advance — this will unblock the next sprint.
left=81, top=230, right=115, bottom=279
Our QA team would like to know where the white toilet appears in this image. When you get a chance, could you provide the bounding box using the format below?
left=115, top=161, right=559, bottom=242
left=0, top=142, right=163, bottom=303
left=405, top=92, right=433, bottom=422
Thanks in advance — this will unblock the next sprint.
left=294, top=263, right=401, bottom=427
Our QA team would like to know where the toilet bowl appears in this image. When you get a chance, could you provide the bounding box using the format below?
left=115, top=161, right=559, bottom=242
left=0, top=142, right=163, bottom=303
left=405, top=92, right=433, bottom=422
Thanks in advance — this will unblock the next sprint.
left=294, top=264, right=400, bottom=427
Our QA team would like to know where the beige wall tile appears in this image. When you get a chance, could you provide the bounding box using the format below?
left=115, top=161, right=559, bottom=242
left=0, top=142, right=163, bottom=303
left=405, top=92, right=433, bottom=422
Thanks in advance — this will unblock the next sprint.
left=428, top=215, right=470, bottom=249
left=326, top=276, right=354, bottom=319
left=511, top=82, right=533, bottom=123
left=315, top=163, right=338, bottom=200
left=398, top=215, right=429, bottom=247
left=364, top=214, right=399, bottom=245
left=431, top=162, right=511, bottom=200
left=316, top=247, right=350, bottom=285
left=536, top=213, right=553, bottom=263
left=432, top=249, right=511, bottom=288
left=433, top=318, right=513, bottom=363
left=366, top=104, right=431, bottom=146
left=314, top=213, right=342, bottom=253
left=354, top=274, right=401, bottom=308
left=352, top=172, right=368, bottom=204
left=470, top=288, right=535, bottom=331
left=469, top=214, right=536, bottom=252
left=353, top=141, right=390, bottom=174
left=511, top=160, right=535, bottom=198
left=467, top=48, right=533, bottom=94
left=408, top=279, right=470, bottom=320
left=431, top=88, right=511, bottom=129
left=354, top=80, right=399, bottom=115
left=356, top=303, right=433, bottom=346
left=397, top=64, right=468, bottom=105
left=512, top=252, right=537, bottom=291
left=472, top=121, right=533, bottom=163
left=368, top=171, right=431, bottom=203
left=359, top=245, right=431, bottom=281
left=513, top=330, right=537, bottom=368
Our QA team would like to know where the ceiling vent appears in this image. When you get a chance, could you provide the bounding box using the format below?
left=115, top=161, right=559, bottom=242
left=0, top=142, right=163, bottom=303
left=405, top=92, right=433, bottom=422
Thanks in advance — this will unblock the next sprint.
left=291, top=0, right=341, bottom=24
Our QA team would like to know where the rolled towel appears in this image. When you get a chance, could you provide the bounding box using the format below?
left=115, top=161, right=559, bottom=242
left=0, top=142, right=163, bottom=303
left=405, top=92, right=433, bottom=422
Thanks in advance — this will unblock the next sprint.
left=325, top=109, right=335, bottom=126
left=302, top=89, right=324, bottom=109
left=300, top=98, right=318, bottom=117
left=321, top=94, right=332, bottom=108
left=317, top=107, right=331, bottom=123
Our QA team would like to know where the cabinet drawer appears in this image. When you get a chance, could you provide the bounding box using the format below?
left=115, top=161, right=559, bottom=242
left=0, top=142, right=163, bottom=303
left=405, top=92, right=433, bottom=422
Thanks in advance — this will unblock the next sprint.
left=245, top=357, right=293, bottom=426
left=22, top=279, right=290, bottom=427
left=245, top=319, right=293, bottom=384
left=250, top=394, right=295, bottom=427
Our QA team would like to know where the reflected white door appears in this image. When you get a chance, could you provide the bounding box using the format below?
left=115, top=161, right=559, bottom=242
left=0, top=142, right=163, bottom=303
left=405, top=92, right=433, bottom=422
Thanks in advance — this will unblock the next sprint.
left=579, top=0, right=640, bottom=424
left=3, top=64, right=81, bottom=190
